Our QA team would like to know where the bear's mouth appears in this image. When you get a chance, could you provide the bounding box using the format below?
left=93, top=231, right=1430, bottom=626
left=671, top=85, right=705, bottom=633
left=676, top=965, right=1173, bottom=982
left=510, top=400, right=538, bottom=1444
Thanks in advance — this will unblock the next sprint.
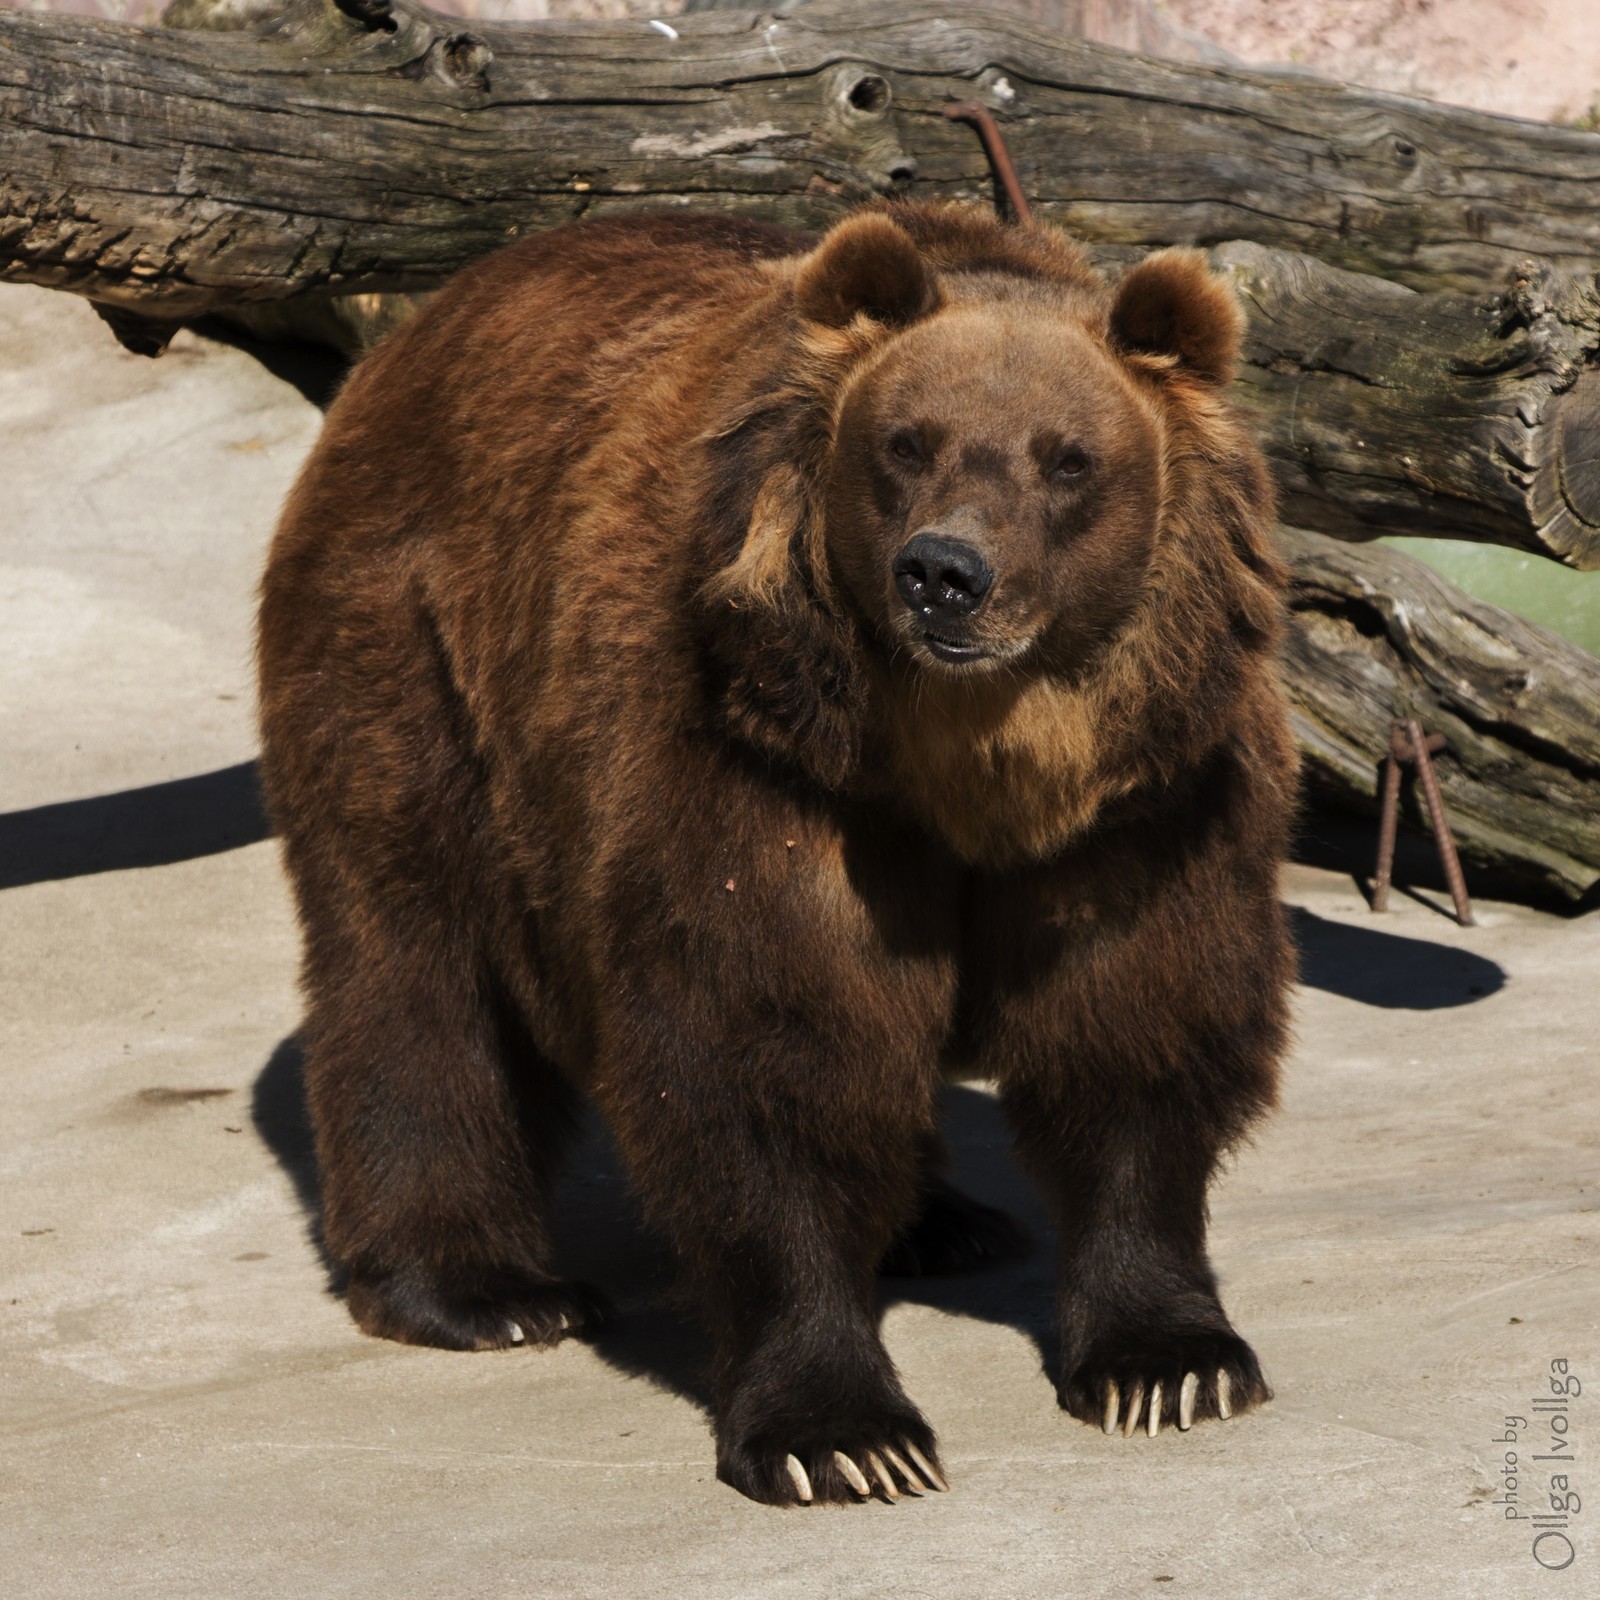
left=919, top=629, right=992, bottom=665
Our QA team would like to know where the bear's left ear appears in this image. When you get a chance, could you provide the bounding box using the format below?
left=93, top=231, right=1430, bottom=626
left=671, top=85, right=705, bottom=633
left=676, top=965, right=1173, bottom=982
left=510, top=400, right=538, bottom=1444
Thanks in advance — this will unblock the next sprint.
left=794, top=212, right=942, bottom=329
left=1109, top=249, right=1243, bottom=385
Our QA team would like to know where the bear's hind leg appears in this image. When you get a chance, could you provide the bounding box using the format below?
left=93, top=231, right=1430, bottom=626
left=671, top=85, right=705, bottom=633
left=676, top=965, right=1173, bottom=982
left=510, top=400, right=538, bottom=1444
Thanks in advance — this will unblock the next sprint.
left=302, top=925, right=607, bottom=1352
left=880, top=1175, right=1029, bottom=1278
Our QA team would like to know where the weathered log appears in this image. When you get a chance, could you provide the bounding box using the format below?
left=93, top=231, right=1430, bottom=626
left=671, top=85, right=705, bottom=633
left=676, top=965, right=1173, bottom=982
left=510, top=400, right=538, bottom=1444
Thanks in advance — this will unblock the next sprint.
left=1278, top=525, right=1600, bottom=908
left=682, top=0, right=1244, bottom=68
left=1214, top=245, right=1600, bottom=570
left=7, top=0, right=1600, bottom=324
left=0, top=0, right=919, bottom=319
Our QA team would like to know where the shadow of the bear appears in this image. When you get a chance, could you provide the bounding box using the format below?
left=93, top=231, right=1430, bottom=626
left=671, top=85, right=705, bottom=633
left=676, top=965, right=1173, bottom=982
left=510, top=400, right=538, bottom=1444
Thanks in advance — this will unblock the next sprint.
left=190, top=317, right=348, bottom=411
left=251, top=902, right=1506, bottom=1409
left=252, top=1039, right=1055, bottom=1408
left=0, top=761, right=270, bottom=890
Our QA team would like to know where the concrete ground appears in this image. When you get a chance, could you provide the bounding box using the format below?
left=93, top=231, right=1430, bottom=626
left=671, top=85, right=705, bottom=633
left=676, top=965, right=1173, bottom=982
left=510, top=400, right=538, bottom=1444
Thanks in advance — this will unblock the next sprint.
left=2, top=281, right=1595, bottom=1599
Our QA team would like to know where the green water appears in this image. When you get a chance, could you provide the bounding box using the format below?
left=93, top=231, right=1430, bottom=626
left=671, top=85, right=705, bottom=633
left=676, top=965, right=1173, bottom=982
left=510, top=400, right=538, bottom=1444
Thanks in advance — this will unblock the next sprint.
left=1383, top=537, right=1600, bottom=658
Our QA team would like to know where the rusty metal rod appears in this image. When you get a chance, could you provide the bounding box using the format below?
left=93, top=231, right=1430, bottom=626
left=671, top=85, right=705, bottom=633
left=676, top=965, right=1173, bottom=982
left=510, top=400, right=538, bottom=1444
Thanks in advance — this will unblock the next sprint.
left=1372, top=738, right=1403, bottom=913
left=1372, top=721, right=1474, bottom=925
left=1405, top=716, right=1476, bottom=926
left=942, top=103, right=1034, bottom=225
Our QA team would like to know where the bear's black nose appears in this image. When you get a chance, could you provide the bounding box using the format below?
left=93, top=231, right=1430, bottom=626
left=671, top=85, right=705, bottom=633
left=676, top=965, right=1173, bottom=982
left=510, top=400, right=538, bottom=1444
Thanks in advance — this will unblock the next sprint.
left=892, top=534, right=994, bottom=621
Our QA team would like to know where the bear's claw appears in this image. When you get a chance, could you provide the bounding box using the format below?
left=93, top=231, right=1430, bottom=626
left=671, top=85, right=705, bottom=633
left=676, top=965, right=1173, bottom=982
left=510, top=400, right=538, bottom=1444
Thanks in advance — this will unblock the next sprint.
left=1121, top=1378, right=1145, bottom=1437
left=1101, top=1379, right=1120, bottom=1435
left=824, top=1443, right=946, bottom=1501
left=834, top=1451, right=872, bottom=1497
left=882, top=1446, right=924, bottom=1494
left=1097, top=1364, right=1250, bottom=1435
left=1179, top=1369, right=1199, bottom=1429
left=904, top=1440, right=948, bottom=1491
left=1064, top=1322, right=1268, bottom=1437
left=736, top=1435, right=946, bottom=1505
left=784, top=1455, right=813, bottom=1503
left=345, top=1267, right=610, bottom=1351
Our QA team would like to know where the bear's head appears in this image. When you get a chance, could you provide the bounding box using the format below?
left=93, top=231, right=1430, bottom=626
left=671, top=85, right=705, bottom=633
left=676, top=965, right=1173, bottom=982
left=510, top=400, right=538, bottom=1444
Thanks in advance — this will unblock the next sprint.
left=701, top=204, right=1286, bottom=862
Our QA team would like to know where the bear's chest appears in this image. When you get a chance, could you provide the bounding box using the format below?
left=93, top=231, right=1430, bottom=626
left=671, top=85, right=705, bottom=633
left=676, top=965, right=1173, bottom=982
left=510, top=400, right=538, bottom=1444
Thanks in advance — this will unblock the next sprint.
left=868, top=672, right=1138, bottom=867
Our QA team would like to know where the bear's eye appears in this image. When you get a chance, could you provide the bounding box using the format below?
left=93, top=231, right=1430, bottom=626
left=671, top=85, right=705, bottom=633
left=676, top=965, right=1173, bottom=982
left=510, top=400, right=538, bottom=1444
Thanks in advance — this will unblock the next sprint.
left=887, top=431, right=927, bottom=467
left=1047, top=447, right=1092, bottom=483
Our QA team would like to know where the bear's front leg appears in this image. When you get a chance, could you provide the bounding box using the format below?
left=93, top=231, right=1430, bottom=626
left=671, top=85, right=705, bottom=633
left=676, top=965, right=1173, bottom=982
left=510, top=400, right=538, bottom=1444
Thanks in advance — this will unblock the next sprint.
left=982, top=852, right=1290, bottom=1439
left=704, top=1194, right=952, bottom=1506
left=1007, top=1071, right=1274, bottom=1436
left=579, top=781, right=968, bottom=1504
left=590, top=889, right=958, bottom=1507
left=601, top=1052, right=951, bottom=1504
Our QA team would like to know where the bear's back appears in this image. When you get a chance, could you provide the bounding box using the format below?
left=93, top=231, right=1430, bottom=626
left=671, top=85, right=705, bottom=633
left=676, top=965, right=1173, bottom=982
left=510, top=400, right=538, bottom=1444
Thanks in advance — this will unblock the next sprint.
left=273, top=212, right=812, bottom=576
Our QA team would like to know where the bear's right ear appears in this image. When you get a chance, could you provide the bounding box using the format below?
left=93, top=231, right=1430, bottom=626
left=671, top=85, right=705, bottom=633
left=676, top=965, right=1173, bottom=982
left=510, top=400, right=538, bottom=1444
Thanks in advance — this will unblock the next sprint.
left=794, top=213, right=941, bottom=329
left=1109, top=249, right=1243, bottom=386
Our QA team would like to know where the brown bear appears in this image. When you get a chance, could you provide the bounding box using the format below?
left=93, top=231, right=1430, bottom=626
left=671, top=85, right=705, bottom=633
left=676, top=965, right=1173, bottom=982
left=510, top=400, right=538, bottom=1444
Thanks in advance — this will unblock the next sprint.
left=257, top=200, right=1296, bottom=1507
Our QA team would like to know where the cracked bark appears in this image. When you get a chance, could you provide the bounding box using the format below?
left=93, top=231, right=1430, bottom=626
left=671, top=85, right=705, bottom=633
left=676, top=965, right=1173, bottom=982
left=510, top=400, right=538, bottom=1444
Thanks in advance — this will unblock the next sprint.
left=1204, top=244, right=1600, bottom=569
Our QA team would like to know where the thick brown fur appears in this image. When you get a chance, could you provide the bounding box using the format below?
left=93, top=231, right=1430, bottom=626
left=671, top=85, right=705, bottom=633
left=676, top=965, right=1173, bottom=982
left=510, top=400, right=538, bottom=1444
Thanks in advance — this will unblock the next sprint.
left=258, top=202, right=1298, bottom=1505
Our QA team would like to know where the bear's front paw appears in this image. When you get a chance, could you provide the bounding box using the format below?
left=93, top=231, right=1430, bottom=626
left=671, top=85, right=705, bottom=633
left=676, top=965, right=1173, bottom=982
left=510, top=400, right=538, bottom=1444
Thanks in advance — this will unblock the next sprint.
left=717, top=1412, right=948, bottom=1506
left=1058, top=1326, right=1270, bottom=1437
left=345, top=1266, right=610, bottom=1351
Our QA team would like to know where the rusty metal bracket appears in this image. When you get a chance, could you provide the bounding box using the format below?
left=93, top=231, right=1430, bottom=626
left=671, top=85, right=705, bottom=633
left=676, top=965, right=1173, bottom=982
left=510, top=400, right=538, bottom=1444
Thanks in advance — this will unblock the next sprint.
left=942, top=103, right=1033, bottom=225
left=1373, top=718, right=1475, bottom=926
